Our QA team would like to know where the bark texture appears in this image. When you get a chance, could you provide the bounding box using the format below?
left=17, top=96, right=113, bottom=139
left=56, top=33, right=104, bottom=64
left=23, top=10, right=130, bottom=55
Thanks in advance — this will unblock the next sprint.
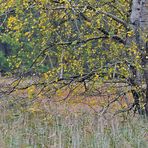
left=131, top=0, right=148, bottom=115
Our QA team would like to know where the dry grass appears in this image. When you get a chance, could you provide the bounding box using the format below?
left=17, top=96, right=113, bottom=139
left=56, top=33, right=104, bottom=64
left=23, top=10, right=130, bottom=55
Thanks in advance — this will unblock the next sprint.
left=0, top=77, right=147, bottom=147
left=0, top=106, right=148, bottom=148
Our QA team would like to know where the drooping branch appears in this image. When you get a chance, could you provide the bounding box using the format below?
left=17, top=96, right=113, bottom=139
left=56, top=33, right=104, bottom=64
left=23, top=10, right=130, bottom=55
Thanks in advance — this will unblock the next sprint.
left=98, top=27, right=126, bottom=44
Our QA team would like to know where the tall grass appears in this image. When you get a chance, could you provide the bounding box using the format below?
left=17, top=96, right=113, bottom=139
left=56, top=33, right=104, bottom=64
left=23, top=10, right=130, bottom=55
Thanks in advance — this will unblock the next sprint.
left=0, top=77, right=147, bottom=147
left=0, top=108, right=148, bottom=148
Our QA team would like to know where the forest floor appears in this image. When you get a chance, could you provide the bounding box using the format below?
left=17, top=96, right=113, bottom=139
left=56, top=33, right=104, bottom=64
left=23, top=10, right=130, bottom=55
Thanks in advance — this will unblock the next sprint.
left=0, top=77, right=148, bottom=147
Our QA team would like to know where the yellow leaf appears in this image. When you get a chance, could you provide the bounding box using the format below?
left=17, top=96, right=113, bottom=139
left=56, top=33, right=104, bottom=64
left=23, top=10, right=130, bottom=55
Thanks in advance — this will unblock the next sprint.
left=24, top=32, right=30, bottom=36
left=27, top=85, right=36, bottom=99
left=127, top=31, right=134, bottom=37
left=43, top=73, right=49, bottom=79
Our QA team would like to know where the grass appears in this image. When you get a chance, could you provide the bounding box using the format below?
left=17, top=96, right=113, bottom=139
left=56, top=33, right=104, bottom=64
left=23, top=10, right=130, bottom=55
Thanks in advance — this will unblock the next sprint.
left=0, top=105, right=148, bottom=148
left=0, top=77, right=148, bottom=147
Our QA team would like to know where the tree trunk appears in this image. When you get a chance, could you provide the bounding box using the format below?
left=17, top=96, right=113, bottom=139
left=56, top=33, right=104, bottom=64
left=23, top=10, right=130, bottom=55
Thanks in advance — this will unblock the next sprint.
left=131, top=0, right=148, bottom=116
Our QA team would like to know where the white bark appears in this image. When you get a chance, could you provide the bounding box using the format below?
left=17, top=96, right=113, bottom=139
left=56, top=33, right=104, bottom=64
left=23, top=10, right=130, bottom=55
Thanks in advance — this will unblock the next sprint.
left=131, top=0, right=148, bottom=115
left=130, top=0, right=143, bottom=24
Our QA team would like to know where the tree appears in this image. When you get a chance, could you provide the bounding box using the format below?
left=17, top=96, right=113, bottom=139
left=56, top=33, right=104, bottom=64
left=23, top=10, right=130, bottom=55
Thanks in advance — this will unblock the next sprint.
left=1, top=0, right=148, bottom=116
left=130, top=0, right=148, bottom=115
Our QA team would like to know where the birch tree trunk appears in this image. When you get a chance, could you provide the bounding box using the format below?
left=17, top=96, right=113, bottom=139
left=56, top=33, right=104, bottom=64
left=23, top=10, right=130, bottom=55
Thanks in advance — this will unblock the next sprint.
left=131, top=0, right=148, bottom=115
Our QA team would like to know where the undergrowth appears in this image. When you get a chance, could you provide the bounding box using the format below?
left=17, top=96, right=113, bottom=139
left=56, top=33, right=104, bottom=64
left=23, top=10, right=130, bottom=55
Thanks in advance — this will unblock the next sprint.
left=0, top=107, right=148, bottom=148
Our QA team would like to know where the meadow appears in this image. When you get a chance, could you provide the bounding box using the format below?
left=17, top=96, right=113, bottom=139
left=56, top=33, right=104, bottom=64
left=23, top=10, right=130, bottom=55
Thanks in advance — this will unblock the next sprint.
left=0, top=77, right=148, bottom=148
